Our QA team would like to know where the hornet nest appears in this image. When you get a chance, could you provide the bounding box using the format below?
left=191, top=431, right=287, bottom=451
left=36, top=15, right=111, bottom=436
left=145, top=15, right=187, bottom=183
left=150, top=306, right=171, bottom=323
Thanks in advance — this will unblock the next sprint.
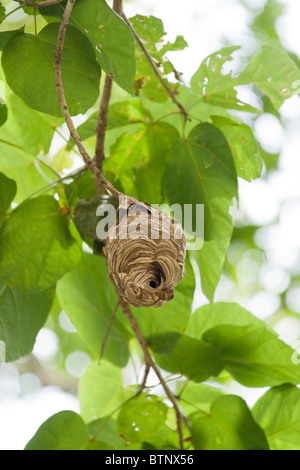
left=103, top=196, right=186, bottom=308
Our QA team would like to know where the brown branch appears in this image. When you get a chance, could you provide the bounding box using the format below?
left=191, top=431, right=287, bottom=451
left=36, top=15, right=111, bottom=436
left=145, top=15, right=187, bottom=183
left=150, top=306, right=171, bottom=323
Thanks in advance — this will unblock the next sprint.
left=16, top=0, right=64, bottom=6
left=94, top=77, right=113, bottom=193
left=55, top=0, right=188, bottom=450
left=54, top=0, right=123, bottom=200
left=122, top=12, right=190, bottom=121
left=94, top=0, right=123, bottom=194
left=119, top=296, right=186, bottom=450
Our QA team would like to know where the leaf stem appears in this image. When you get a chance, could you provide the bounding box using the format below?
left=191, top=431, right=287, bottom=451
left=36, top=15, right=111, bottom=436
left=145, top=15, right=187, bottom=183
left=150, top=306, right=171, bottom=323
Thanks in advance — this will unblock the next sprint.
left=33, top=6, right=37, bottom=36
left=122, top=12, right=190, bottom=122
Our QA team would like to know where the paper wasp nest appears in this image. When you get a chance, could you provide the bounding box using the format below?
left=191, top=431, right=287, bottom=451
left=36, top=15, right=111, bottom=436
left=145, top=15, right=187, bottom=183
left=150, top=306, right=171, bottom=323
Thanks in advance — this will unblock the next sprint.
left=103, top=196, right=186, bottom=308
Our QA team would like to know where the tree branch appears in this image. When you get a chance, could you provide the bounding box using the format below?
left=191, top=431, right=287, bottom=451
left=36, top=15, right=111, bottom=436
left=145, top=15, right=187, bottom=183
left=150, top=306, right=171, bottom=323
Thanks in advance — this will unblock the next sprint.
left=94, top=77, right=113, bottom=193
left=122, top=12, right=190, bottom=121
left=94, top=0, right=123, bottom=194
left=55, top=0, right=189, bottom=450
left=54, top=0, right=122, bottom=200
left=16, top=0, right=64, bottom=6
left=119, top=296, right=187, bottom=450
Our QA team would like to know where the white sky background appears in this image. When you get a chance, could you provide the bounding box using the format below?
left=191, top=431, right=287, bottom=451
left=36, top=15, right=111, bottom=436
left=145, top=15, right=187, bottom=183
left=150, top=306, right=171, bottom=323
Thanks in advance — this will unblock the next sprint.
left=1, top=0, right=300, bottom=450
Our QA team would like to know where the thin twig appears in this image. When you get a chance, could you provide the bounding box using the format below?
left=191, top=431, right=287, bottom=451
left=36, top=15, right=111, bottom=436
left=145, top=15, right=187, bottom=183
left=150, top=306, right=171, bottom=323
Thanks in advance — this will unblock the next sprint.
left=99, top=300, right=120, bottom=363
left=0, top=4, right=24, bottom=22
left=54, top=0, right=123, bottom=200
left=122, top=12, right=190, bottom=121
left=16, top=0, right=64, bottom=6
left=137, top=363, right=150, bottom=394
left=94, top=0, right=123, bottom=194
left=94, top=76, right=113, bottom=193
left=119, top=296, right=186, bottom=450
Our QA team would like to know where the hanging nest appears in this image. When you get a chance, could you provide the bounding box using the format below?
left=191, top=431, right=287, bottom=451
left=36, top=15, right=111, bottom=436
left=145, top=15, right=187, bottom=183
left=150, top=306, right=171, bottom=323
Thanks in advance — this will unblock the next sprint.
left=103, top=196, right=186, bottom=308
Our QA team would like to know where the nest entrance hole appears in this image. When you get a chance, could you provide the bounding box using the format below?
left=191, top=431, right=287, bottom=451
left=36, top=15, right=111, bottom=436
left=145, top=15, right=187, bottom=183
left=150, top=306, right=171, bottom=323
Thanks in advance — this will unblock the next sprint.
left=149, top=262, right=165, bottom=289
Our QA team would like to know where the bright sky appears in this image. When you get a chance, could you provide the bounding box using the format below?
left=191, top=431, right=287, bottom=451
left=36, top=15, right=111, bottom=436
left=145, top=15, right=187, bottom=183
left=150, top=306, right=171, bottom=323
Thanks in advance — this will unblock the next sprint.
left=1, top=0, right=300, bottom=450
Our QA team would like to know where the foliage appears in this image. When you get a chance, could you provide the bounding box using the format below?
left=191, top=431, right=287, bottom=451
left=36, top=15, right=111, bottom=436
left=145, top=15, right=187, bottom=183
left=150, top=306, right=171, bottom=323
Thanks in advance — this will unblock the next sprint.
left=0, top=0, right=299, bottom=451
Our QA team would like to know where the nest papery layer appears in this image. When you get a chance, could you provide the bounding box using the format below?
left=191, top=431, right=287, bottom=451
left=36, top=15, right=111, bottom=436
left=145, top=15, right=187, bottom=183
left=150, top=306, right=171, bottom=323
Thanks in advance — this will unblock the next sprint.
left=103, top=197, right=186, bottom=308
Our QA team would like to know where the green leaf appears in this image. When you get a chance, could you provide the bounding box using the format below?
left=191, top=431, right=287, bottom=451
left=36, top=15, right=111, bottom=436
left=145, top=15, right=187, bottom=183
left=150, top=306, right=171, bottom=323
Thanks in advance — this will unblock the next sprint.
left=177, top=382, right=225, bottom=415
left=191, top=395, right=269, bottom=450
left=38, top=0, right=67, bottom=21
left=2, top=92, right=61, bottom=156
left=129, top=14, right=183, bottom=101
left=38, top=0, right=136, bottom=93
left=194, top=231, right=234, bottom=303
left=212, top=116, right=262, bottom=181
left=0, top=195, right=82, bottom=292
left=63, top=171, right=98, bottom=210
left=160, top=35, right=188, bottom=56
left=237, top=44, right=300, bottom=109
left=88, top=417, right=124, bottom=449
left=56, top=253, right=131, bottom=366
left=135, top=57, right=174, bottom=102
left=0, top=93, right=62, bottom=202
left=2, top=23, right=101, bottom=117
left=252, top=0, right=286, bottom=41
left=0, top=139, right=51, bottom=204
left=129, top=15, right=166, bottom=52
left=71, top=98, right=153, bottom=145
left=165, top=123, right=238, bottom=301
left=166, top=122, right=238, bottom=234
left=190, top=46, right=260, bottom=113
left=0, top=283, right=54, bottom=362
left=79, top=361, right=133, bottom=422
left=154, top=334, right=223, bottom=383
left=129, top=15, right=187, bottom=101
left=145, top=83, right=242, bottom=133
left=0, top=2, right=5, bottom=24
left=104, top=122, right=179, bottom=203
left=142, top=425, right=179, bottom=450
left=71, top=0, right=136, bottom=95
left=130, top=14, right=187, bottom=59
left=0, top=104, right=7, bottom=127
left=252, top=384, right=300, bottom=450
left=117, top=395, right=168, bottom=443
left=25, top=411, right=90, bottom=450
left=203, top=324, right=300, bottom=387
left=186, top=302, right=271, bottom=339
left=0, top=28, right=25, bottom=51
left=107, top=99, right=153, bottom=128
left=0, top=172, right=16, bottom=228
